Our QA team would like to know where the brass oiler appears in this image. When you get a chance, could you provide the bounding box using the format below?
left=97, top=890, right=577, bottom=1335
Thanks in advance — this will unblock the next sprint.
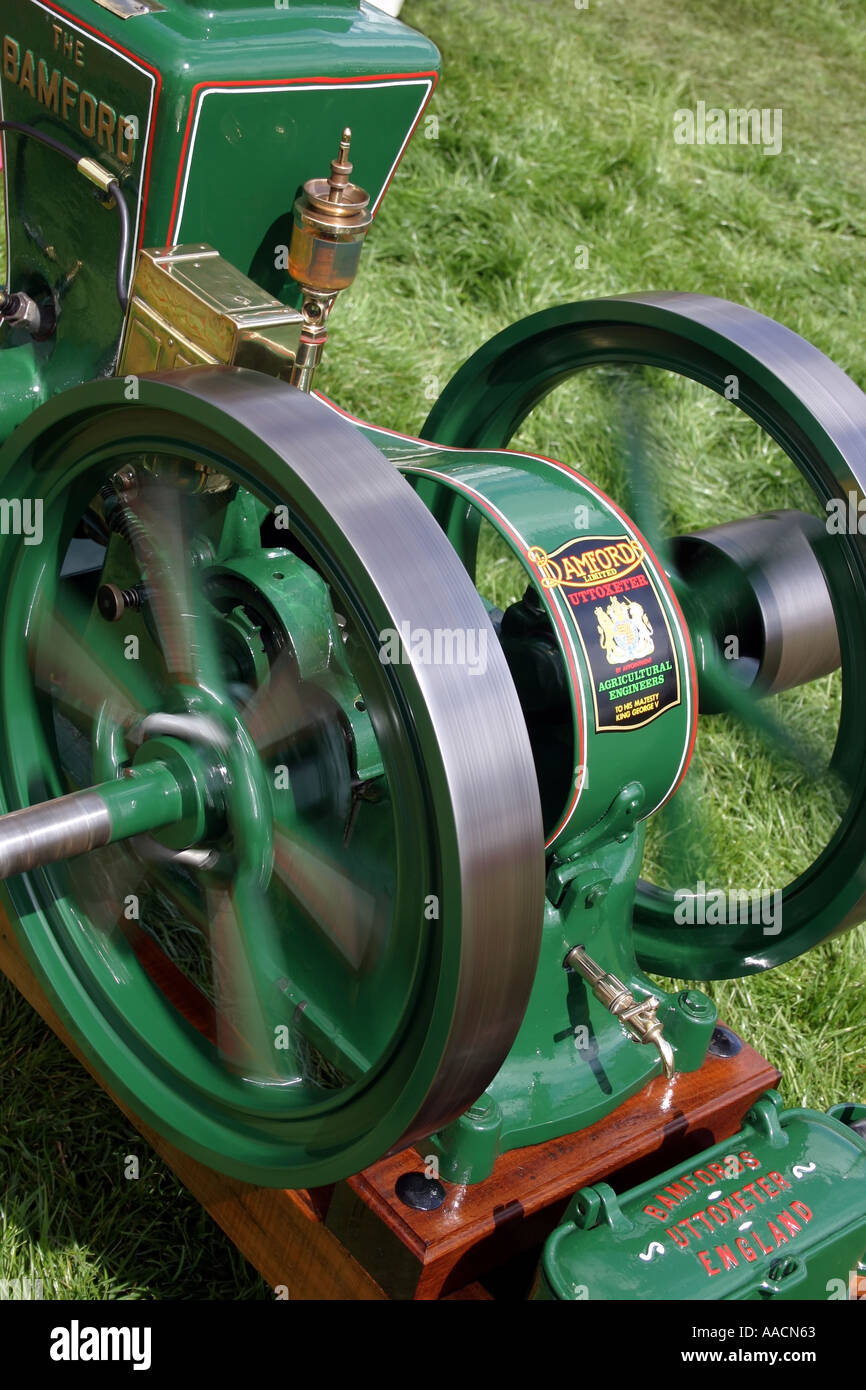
left=288, top=129, right=373, bottom=392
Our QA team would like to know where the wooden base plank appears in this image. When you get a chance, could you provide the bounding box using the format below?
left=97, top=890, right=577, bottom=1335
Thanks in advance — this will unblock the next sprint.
left=329, top=1039, right=781, bottom=1299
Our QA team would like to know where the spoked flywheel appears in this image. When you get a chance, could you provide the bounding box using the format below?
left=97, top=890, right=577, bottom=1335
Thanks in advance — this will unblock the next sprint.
left=0, top=369, right=544, bottom=1186
left=423, top=292, right=866, bottom=978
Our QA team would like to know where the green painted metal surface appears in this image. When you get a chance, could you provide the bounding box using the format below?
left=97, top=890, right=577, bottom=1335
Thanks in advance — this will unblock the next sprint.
left=536, top=1092, right=866, bottom=1300
left=98, top=758, right=188, bottom=840
left=427, top=819, right=715, bottom=1184
left=0, top=0, right=439, bottom=436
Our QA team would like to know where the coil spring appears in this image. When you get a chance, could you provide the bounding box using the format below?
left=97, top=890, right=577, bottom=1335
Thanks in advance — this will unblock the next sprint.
left=100, top=480, right=152, bottom=564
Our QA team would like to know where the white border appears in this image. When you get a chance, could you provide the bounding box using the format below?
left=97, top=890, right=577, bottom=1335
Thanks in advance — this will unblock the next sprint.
left=1, top=0, right=156, bottom=284
left=172, top=77, right=433, bottom=244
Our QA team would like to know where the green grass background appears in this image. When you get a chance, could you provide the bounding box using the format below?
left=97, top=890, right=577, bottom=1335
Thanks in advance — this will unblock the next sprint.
left=2, top=0, right=865, bottom=1298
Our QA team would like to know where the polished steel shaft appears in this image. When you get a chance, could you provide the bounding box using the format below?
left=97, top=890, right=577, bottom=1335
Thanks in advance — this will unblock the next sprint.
left=0, top=790, right=112, bottom=879
left=0, top=764, right=185, bottom=880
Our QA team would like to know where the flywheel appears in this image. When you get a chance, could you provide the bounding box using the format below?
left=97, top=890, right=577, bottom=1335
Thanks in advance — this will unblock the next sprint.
left=0, top=369, right=544, bottom=1186
left=423, top=292, right=866, bottom=978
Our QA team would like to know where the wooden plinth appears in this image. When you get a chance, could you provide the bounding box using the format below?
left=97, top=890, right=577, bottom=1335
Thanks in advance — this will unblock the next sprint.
left=0, top=912, right=779, bottom=1300
left=329, top=1040, right=781, bottom=1298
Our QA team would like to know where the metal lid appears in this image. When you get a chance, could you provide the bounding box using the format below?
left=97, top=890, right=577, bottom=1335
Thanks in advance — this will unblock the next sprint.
left=539, top=1093, right=866, bottom=1300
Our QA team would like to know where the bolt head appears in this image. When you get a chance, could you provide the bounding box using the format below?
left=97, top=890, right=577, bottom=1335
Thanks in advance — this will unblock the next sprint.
left=395, top=1172, right=446, bottom=1211
left=97, top=583, right=125, bottom=623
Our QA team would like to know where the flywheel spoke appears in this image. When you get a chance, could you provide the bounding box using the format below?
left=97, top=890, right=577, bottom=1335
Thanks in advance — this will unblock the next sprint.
left=206, top=883, right=303, bottom=1089
left=31, top=585, right=159, bottom=726
left=272, top=823, right=385, bottom=971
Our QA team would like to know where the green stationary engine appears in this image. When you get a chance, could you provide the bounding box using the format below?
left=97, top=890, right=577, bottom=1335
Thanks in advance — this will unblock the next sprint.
left=1, top=0, right=865, bottom=1301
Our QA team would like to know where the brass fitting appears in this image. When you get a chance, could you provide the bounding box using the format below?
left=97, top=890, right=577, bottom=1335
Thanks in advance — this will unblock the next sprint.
left=288, top=129, right=372, bottom=392
left=288, top=128, right=373, bottom=293
left=77, top=156, right=117, bottom=200
left=564, top=943, right=677, bottom=1080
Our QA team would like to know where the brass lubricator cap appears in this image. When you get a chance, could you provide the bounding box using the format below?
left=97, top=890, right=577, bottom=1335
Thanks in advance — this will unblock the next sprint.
left=305, top=128, right=372, bottom=221
left=288, top=129, right=373, bottom=293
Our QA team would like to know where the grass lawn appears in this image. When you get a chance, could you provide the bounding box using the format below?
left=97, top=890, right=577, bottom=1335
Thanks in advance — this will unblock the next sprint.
left=2, top=0, right=865, bottom=1298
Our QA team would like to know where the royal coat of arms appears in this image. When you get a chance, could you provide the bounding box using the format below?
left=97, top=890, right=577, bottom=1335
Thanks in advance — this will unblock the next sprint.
left=595, top=594, right=655, bottom=665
